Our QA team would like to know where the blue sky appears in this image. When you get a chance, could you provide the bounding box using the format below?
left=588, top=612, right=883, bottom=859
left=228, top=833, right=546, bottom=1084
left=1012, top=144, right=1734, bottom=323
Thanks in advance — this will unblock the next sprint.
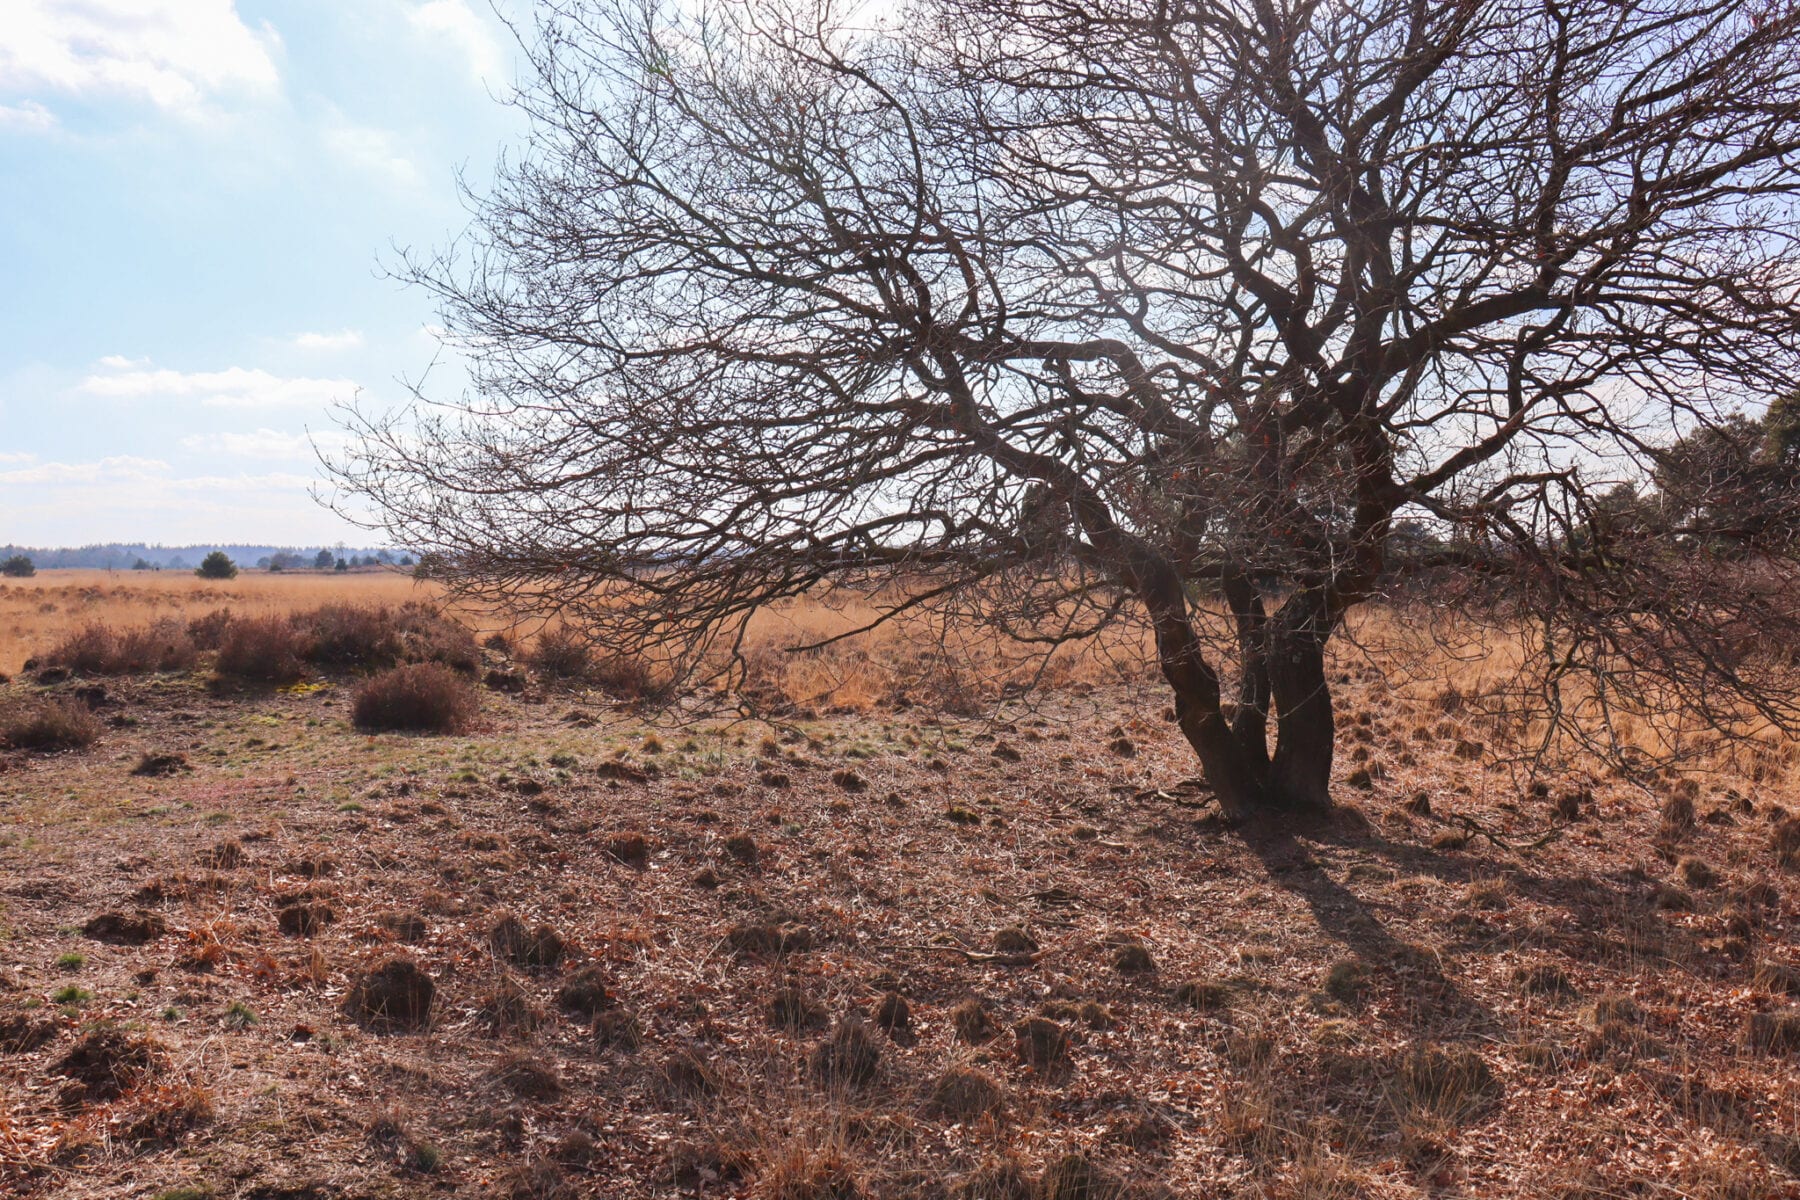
left=0, top=0, right=528, bottom=546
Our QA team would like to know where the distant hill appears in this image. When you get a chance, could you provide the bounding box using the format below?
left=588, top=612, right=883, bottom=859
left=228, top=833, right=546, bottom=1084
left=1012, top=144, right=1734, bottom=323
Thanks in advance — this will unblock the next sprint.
left=0, top=543, right=402, bottom=571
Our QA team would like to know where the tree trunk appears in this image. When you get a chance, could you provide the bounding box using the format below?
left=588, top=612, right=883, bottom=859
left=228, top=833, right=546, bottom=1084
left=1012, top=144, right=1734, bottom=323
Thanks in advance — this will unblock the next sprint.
left=1266, top=629, right=1334, bottom=811
left=1159, top=588, right=1335, bottom=819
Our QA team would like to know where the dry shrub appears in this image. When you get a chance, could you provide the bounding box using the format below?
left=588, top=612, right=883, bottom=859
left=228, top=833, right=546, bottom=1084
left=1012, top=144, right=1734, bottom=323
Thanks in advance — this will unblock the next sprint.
left=0, top=696, right=100, bottom=751
left=528, top=626, right=590, bottom=681
left=215, top=614, right=307, bottom=683
left=185, top=607, right=234, bottom=650
left=302, top=603, right=406, bottom=668
left=392, top=602, right=480, bottom=672
left=589, top=652, right=664, bottom=700
left=352, top=664, right=478, bottom=734
left=297, top=603, right=479, bottom=673
left=47, top=620, right=197, bottom=674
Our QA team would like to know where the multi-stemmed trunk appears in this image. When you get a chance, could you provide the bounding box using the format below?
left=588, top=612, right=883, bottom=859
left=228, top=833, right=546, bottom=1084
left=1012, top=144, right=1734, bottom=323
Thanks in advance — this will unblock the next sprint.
left=1139, top=563, right=1336, bottom=819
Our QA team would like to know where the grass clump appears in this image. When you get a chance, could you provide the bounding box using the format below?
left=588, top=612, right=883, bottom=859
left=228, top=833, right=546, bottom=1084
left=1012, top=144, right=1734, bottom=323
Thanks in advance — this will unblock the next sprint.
left=352, top=664, right=478, bottom=734
left=0, top=697, right=99, bottom=751
left=47, top=620, right=197, bottom=675
left=214, top=615, right=307, bottom=683
left=527, top=626, right=590, bottom=681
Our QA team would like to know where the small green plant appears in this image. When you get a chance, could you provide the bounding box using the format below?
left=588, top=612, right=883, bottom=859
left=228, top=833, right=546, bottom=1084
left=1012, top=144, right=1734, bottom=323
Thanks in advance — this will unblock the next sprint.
left=56, top=951, right=85, bottom=970
left=163, top=1006, right=182, bottom=1021
left=52, top=985, right=91, bottom=1005
left=223, top=1001, right=258, bottom=1030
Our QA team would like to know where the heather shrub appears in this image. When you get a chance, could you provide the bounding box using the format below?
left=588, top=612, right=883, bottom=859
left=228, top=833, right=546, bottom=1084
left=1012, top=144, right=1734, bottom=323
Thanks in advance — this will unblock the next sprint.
left=215, top=615, right=307, bottom=683
left=49, top=621, right=197, bottom=674
left=186, top=608, right=234, bottom=651
left=293, top=603, right=478, bottom=673
left=528, top=626, right=590, bottom=681
left=589, top=653, right=664, bottom=700
left=352, top=664, right=478, bottom=734
left=391, top=603, right=479, bottom=673
left=301, top=604, right=405, bottom=669
left=0, top=697, right=100, bottom=751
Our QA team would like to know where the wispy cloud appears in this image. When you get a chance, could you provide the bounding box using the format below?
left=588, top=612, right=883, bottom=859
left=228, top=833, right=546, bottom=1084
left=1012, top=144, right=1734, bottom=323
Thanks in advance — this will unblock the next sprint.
left=0, top=456, right=346, bottom=544
left=0, top=99, right=56, bottom=134
left=0, top=455, right=170, bottom=485
left=0, top=1, right=281, bottom=117
left=408, top=0, right=506, bottom=85
left=323, top=121, right=423, bottom=190
left=292, top=329, right=364, bottom=352
left=80, top=360, right=359, bottom=408
left=181, top=428, right=348, bottom=459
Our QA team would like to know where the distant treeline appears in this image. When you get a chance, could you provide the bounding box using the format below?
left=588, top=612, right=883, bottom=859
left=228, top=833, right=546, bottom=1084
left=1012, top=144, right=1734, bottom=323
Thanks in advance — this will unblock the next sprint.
left=0, top=544, right=403, bottom=571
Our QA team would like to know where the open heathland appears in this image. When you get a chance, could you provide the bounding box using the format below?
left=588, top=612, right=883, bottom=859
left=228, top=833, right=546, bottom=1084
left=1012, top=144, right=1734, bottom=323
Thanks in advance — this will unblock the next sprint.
left=0, top=593, right=1797, bottom=1199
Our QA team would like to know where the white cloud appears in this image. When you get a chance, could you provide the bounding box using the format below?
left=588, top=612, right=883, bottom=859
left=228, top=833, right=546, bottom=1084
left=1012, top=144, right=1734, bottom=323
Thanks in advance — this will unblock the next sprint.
left=181, top=428, right=348, bottom=459
left=291, top=329, right=364, bottom=352
left=409, top=0, right=506, bottom=85
left=0, top=451, right=38, bottom=466
left=0, top=99, right=56, bottom=133
left=97, top=354, right=149, bottom=370
left=0, top=1, right=280, bottom=116
left=324, top=122, right=423, bottom=190
left=80, top=360, right=359, bottom=408
left=0, top=455, right=170, bottom=485
left=0, top=455, right=357, bottom=545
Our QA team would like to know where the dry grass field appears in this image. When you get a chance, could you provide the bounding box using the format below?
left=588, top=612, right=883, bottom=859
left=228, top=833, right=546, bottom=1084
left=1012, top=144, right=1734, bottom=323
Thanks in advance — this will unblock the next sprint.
left=1, top=575, right=1798, bottom=1199
left=0, top=572, right=443, bottom=678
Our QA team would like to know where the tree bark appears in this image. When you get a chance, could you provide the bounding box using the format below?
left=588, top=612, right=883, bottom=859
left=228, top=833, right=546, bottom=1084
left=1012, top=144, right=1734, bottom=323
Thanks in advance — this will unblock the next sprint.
left=1156, top=582, right=1335, bottom=818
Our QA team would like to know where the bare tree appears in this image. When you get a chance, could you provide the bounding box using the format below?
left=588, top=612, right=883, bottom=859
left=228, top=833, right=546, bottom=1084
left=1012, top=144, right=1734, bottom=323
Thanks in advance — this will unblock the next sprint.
left=335, top=0, right=1800, bottom=818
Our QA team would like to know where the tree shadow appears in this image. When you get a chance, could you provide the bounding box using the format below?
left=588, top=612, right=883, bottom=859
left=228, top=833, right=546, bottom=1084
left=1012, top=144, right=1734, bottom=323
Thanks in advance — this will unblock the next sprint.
left=1231, top=810, right=1505, bottom=1040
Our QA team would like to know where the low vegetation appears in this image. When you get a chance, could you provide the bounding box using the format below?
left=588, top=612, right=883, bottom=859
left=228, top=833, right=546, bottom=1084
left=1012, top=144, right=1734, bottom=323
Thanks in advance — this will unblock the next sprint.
left=351, top=663, right=478, bottom=734
left=1, top=571, right=1797, bottom=1198
left=0, top=695, right=99, bottom=751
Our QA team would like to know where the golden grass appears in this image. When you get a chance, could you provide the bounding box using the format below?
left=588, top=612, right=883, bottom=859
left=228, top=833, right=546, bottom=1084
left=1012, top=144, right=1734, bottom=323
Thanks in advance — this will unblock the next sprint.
left=0, top=569, right=443, bottom=676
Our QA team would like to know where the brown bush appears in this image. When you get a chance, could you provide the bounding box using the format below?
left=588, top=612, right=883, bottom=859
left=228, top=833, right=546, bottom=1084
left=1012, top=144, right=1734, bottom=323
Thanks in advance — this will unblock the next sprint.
left=352, top=664, right=478, bottom=734
left=527, top=626, right=590, bottom=681
left=185, top=607, right=234, bottom=651
left=0, top=697, right=100, bottom=751
left=215, top=614, right=307, bottom=682
left=47, top=620, right=196, bottom=675
left=300, top=603, right=404, bottom=668
left=393, top=602, right=480, bottom=673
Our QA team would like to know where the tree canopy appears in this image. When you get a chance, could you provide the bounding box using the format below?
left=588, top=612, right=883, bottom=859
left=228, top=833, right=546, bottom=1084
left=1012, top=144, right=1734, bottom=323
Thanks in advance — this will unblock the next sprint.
left=338, top=0, right=1800, bottom=816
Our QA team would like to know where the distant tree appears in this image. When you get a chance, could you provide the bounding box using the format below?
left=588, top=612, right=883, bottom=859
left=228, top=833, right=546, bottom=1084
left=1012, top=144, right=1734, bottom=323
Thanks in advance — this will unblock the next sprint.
left=340, top=0, right=1800, bottom=817
left=131, top=558, right=154, bottom=571
left=257, top=557, right=274, bottom=570
left=0, top=554, right=35, bottom=578
left=375, top=549, right=394, bottom=564
left=334, top=557, right=349, bottom=573
left=314, top=549, right=336, bottom=571
left=397, top=554, right=415, bottom=567
left=1651, top=399, right=1800, bottom=551
left=195, top=551, right=238, bottom=581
